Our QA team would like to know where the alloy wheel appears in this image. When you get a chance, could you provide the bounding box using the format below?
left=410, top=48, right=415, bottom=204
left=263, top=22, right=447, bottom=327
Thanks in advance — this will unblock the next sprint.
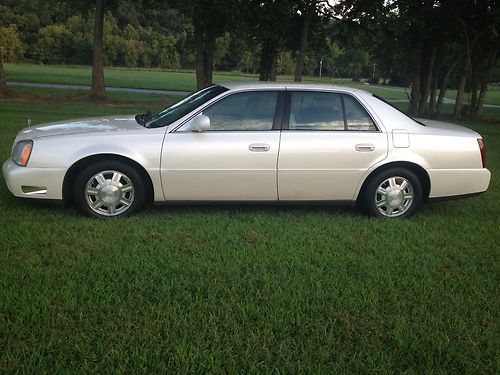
left=85, top=170, right=135, bottom=216
left=374, top=176, right=414, bottom=218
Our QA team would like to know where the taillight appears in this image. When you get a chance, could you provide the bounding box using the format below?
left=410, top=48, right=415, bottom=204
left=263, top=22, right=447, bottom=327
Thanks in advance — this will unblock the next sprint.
left=477, top=138, right=487, bottom=168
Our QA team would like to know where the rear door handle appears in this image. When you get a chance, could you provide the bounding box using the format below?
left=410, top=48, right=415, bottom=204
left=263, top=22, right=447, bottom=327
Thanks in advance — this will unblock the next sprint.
left=249, top=143, right=270, bottom=152
left=355, top=143, right=375, bottom=152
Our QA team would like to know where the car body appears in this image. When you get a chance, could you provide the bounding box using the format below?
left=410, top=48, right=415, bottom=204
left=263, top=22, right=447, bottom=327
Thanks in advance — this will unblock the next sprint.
left=2, top=83, right=491, bottom=218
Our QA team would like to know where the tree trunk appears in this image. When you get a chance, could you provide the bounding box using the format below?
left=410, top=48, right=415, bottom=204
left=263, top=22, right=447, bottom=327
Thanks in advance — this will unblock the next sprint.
left=435, top=60, right=458, bottom=114
left=429, top=48, right=444, bottom=115
left=473, top=81, right=487, bottom=118
left=469, top=80, right=478, bottom=117
left=428, top=71, right=438, bottom=116
left=453, top=73, right=466, bottom=119
left=91, top=0, right=105, bottom=99
left=294, top=3, right=315, bottom=82
left=409, top=51, right=422, bottom=116
left=0, top=48, right=6, bottom=97
left=194, top=28, right=215, bottom=90
left=419, top=44, right=438, bottom=115
left=195, top=47, right=214, bottom=90
left=259, top=41, right=278, bottom=81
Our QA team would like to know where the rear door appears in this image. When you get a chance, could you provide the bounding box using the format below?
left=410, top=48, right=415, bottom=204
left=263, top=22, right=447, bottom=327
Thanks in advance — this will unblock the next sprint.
left=278, top=91, right=388, bottom=201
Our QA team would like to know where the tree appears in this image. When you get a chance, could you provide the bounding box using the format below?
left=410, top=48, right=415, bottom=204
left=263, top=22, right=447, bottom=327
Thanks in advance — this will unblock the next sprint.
left=0, top=48, right=7, bottom=97
left=294, top=0, right=320, bottom=82
left=91, top=0, right=105, bottom=98
left=452, top=0, right=500, bottom=119
left=327, top=0, right=500, bottom=119
left=176, top=0, right=239, bottom=89
left=244, top=0, right=295, bottom=81
left=0, top=25, right=25, bottom=62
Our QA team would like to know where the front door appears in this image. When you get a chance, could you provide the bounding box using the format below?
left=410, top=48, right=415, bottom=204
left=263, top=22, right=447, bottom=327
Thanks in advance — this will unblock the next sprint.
left=161, top=91, right=283, bottom=201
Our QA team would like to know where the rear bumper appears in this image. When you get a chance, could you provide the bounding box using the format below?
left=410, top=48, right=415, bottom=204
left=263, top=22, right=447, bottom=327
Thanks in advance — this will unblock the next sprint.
left=2, top=159, right=66, bottom=200
left=428, top=168, right=491, bottom=198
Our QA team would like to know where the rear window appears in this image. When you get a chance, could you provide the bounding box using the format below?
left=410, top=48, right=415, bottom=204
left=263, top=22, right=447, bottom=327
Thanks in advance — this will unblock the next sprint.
left=372, top=94, right=426, bottom=126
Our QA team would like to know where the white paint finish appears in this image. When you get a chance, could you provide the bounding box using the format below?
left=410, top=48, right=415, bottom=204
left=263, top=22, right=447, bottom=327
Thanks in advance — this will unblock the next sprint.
left=392, top=129, right=410, bottom=148
left=162, top=131, right=280, bottom=200
left=356, top=93, right=424, bottom=133
left=11, top=118, right=166, bottom=201
left=409, top=134, right=483, bottom=169
left=2, top=160, right=65, bottom=199
left=278, top=131, right=388, bottom=200
left=28, top=130, right=163, bottom=170
left=145, top=167, right=165, bottom=202
left=415, top=118, right=480, bottom=136
left=15, top=115, right=142, bottom=140
left=428, top=169, right=491, bottom=197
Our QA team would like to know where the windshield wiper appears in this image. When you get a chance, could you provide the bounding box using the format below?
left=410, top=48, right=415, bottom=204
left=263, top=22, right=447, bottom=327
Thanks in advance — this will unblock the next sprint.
left=135, top=111, right=151, bottom=127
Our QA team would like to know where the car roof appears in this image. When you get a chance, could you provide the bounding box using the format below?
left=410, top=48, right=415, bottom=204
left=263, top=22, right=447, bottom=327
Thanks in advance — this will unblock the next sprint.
left=220, top=81, right=371, bottom=95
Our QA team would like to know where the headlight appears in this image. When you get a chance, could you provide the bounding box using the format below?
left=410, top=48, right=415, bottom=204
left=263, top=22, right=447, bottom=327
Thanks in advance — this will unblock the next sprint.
left=12, top=140, right=33, bottom=167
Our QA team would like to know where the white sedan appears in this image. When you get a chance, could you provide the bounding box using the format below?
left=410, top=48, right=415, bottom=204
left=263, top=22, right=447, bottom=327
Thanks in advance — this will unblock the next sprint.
left=2, top=83, right=491, bottom=218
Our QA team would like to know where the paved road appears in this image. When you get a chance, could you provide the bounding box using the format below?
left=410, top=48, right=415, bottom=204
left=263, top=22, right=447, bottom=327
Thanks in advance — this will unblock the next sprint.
left=7, top=81, right=500, bottom=108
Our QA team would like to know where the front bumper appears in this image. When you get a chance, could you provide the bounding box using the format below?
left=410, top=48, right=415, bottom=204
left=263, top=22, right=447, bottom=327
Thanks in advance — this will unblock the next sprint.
left=2, top=159, right=66, bottom=200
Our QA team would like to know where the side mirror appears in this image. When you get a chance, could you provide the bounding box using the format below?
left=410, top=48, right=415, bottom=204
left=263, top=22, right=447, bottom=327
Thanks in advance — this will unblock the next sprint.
left=191, top=115, right=210, bottom=132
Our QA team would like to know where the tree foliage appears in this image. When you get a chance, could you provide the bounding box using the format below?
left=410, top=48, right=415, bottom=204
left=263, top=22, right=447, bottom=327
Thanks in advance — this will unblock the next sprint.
left=0, top=0, right=499, bottom=118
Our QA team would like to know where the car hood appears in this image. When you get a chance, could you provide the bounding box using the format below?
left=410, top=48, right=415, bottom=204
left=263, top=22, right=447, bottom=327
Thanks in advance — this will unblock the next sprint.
left=415, top=118, right=480, bottom=137
left=15, top=115, right=142, bottom=140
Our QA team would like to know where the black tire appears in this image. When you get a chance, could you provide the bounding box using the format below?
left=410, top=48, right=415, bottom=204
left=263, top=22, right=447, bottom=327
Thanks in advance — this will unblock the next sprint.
left=362, top=168, right=423, bottom=219
left=72, top=160, right=146, bottom=218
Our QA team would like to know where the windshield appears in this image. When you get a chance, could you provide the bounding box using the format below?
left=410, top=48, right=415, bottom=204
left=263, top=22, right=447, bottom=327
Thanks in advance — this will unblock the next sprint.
left=145, top=85, right=229, bottom=128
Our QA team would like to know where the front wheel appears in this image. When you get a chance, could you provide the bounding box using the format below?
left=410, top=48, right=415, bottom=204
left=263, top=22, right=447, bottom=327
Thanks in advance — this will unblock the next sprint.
left=73, top=160, right=146, bottom=218
left=362, top=168, right=423, bottom=218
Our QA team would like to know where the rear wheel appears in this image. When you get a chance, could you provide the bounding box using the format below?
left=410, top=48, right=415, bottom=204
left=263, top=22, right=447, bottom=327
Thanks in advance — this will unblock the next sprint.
left=362, top=168, right=422, bottom=218
left=73, top=160, right=146, bottom=217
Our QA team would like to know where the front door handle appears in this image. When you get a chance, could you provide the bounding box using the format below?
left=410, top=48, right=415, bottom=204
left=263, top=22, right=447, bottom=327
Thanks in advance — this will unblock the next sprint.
left=355, top=143, right=375, bottom=152
left=249, top=143, right=270, bottom=152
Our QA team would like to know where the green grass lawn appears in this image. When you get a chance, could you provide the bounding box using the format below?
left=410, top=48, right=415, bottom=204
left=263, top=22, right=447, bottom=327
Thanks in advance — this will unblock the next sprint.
left=4, top=64, right=256, bottom=92
left=6, top=63, right=481, bottom=103
left=0, top=97, right=499, bottom=372
left=445, top=85, right=500, bottom=107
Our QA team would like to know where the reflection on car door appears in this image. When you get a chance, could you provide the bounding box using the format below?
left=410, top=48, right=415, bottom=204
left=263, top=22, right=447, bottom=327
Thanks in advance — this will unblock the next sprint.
left=162, top=91, right=283, bottom=201
left=278, top=91, right=388, bottom=201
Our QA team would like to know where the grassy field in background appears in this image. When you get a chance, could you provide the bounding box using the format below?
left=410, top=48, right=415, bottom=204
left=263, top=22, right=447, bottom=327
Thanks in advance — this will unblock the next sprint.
left=0, top=91, right=499, bottom=372
left=4, top=64, right=254, bottom=92
left=1, top=63, right=472, bottom=102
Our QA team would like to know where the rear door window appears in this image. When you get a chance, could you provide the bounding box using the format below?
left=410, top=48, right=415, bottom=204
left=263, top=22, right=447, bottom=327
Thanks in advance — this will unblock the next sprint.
left=288, top=92, right=344, bottom=130
left=287, top=91, right=378, bottom=131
